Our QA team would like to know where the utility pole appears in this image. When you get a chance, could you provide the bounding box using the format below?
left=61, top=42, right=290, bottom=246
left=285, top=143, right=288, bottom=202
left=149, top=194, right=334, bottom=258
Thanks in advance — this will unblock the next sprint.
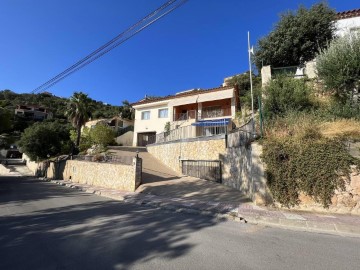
left=248, top=31, right=255, bottom=133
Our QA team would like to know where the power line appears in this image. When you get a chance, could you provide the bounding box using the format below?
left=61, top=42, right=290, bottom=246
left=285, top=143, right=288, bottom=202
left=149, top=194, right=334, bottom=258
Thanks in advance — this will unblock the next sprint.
left=31, top=0, right=188, bottom=94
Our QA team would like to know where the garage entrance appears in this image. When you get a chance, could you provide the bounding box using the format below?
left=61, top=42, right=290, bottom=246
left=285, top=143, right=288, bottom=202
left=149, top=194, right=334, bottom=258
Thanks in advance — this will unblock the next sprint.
left=137, top=132, right=156, bottom=146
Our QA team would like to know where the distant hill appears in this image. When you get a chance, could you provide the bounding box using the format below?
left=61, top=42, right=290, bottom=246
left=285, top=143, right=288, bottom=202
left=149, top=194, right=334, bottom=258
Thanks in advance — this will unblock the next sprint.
left=0, top=89, right=122, bottom=133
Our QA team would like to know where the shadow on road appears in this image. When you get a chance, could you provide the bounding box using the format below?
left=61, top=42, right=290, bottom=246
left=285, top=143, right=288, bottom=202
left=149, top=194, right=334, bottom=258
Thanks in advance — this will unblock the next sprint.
left=0, top=176, right=221, bottom=270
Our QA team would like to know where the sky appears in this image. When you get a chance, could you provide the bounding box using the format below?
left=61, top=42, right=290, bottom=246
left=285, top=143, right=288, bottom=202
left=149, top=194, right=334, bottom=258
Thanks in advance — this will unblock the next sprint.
left=0, top=0, right=358, bottom=105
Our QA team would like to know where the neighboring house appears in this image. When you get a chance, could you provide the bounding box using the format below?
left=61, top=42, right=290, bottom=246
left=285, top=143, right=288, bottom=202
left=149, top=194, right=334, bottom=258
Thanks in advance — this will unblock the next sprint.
left=15, top=105, right=53, bottom=121
left=131, top=85, right=239, bottom=146
left=336, top=8, right=360, bottom=37
left=261, top=8, right=360, bottom=87
left=84, top=116, right=134, bottom=146
left=84, top=116, right=134, bottom=131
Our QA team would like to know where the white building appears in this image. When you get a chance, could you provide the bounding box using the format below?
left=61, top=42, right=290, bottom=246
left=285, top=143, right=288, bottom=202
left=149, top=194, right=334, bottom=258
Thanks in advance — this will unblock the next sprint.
left=131, top=85, right=239, bottom=146
left=335, top=8, right=360, bottom=37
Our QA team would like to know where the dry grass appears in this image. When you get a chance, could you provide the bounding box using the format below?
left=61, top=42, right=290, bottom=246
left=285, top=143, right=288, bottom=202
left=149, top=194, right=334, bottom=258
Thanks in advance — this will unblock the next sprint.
left=320, top=119, right=360, bottom=139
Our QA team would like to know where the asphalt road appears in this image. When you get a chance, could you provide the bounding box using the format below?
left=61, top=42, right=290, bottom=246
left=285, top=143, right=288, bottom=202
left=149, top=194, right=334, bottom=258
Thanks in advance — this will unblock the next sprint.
left=1, top=176, right=360, bottom=270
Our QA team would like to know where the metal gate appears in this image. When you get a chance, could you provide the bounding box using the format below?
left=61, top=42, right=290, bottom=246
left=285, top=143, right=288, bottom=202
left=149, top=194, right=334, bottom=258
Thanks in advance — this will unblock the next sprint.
left=181, top=160, right=222, bottom=183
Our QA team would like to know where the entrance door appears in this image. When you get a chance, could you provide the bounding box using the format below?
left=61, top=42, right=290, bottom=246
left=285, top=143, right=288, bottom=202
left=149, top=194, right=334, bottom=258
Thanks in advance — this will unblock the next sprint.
left=137, top=132, right=156, bottom=146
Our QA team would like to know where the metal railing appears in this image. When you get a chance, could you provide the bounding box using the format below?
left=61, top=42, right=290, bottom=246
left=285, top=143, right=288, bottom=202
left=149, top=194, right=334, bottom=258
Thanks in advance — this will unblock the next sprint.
left=173, top=110, right=197, bottom=121
left=200, top=107, right=231, bottom=119
left=182, top=160, right=222, bottom=183
left=150, top=122, right=229, bottom=144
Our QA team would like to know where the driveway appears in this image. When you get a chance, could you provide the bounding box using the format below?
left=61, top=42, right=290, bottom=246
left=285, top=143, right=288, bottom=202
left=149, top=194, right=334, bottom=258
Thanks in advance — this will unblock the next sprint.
left=107, top=146, right=250, bottom=204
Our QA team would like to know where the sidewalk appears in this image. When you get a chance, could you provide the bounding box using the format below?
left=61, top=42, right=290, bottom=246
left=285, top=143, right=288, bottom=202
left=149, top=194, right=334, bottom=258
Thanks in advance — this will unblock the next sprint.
left=48, top=179, right=360, bottom=237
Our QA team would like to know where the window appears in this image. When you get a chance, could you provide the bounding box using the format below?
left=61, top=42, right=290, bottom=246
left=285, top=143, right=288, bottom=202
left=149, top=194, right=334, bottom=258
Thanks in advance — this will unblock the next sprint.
left=350, top=27, right=360, bottom=37
left=141, top=111, right=150, bottom=120
left=158, top=108, right=168, bottom=118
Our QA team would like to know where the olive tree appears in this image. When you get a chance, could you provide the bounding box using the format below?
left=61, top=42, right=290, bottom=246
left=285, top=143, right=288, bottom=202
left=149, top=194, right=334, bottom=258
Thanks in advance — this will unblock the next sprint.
left=316, top=34, right=360, bottom=104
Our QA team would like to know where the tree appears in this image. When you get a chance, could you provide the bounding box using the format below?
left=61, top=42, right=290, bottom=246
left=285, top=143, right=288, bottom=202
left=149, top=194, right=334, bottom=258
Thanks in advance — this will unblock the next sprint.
left=316, top=34, right=360, bottom=104
left=120, top=100, right=134, bottom=120
left=18, top=121, right=72, bottom=161
left=90, top=124, right=115, bottom=147
left=0, top=107, right=12, bottom=133
left=66, top=92, right=93, bottom=148
left=254, top=3, right=336, bottom=70
left=263, top=76, right=314, bottom=119
left=226, top=72, right=262, bottom=111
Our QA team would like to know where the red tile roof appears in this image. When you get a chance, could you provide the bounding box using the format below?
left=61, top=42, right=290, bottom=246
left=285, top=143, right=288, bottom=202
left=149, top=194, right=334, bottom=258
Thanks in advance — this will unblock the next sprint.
left=337, top=8, right=360, bottom=20
left=131, top=85, right=235, bottom=106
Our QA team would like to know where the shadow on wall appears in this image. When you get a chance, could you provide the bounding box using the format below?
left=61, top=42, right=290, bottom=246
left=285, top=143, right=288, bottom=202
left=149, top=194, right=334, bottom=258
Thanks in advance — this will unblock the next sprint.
left=219, top=143, right=273, bottom=206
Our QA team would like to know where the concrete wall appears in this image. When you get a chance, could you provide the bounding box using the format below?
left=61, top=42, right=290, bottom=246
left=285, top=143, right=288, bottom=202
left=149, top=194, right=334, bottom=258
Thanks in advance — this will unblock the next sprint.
left=147, top=134, right=270, bottom=205
left=116, top=131, right=134, bottom=146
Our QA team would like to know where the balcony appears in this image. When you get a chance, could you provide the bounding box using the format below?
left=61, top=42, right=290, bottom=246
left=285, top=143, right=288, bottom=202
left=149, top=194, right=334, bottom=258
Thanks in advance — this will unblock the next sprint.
left=173, top=110, right=197, bottom=121
left=200, top=107, right=231, bottom=119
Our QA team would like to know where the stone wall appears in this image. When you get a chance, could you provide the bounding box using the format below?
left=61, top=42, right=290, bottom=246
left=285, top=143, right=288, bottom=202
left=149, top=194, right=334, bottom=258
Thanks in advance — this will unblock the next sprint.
left=288, top=167, right=360, bottom=215
left=62, top=158, right=141, bottom=192
left=147, top=136, right=227, bottom=174
left=0, top=164, right=10, bottom=175
left=23, top=153, right=142, bottom=192
left=23, top=154, right=44, bottom=176
left=147, top=135, right=270, bottom=205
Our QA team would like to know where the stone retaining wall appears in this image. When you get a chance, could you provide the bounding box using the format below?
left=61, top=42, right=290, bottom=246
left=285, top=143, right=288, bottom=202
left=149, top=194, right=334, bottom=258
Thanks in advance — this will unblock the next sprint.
left=63, top=159, right=140, bottom=192
left=290, top=167, right=360, bottom=215
left=23, top=153, right=142, bottom=192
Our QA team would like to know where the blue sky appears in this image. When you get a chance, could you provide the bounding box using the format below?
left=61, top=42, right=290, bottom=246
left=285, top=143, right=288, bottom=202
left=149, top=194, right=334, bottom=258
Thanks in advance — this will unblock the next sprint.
left=0, top=0, right=358, bottom=105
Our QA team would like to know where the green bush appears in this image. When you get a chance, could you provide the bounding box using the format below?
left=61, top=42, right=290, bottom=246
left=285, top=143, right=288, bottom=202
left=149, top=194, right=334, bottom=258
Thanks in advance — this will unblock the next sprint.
left=263, top=131, right=359, bottom=208
left=71, top=124, right=115, bottom=152
left=263, top=77, right=314, bottom=119
left=19, top=121, right=72, bottom=161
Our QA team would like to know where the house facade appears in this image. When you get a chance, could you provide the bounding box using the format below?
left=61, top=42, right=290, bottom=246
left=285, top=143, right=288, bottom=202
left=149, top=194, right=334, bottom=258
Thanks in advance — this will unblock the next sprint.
left=15, top=105, right=53, bottom=120
left=335, top=8, right=360, bottom=37
left=131, top=85, right=239, bottom=146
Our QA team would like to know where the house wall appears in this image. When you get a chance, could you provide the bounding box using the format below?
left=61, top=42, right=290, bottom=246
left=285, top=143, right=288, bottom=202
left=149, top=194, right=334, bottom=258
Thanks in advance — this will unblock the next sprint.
left=133, top=101, right=171, bottom=146
left=336, top=16, right=360, bottom=37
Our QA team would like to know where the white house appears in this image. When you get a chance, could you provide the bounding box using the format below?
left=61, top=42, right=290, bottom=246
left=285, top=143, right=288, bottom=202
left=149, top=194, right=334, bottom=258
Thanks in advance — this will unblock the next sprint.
left=131, top=85, right=239, bottom=146
left=335, top=8, right=360, bottom=37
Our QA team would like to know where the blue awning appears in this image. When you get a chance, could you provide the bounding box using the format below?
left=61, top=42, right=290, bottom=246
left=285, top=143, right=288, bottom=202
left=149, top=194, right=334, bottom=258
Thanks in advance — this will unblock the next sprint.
left=191, top=118, right=230, bottom=127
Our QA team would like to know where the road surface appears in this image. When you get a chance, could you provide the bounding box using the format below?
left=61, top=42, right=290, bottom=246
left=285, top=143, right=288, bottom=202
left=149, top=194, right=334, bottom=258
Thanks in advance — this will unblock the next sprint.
left=1, top=176, right=359, bottom=270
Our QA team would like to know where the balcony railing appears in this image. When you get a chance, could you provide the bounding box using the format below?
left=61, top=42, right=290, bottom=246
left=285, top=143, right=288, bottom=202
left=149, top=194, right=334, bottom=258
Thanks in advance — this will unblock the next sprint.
left=173, top=110, right=197, bottom=121
left=173, top=108, right=232, bottom=121
left=200, top=107, right=231, bottom=119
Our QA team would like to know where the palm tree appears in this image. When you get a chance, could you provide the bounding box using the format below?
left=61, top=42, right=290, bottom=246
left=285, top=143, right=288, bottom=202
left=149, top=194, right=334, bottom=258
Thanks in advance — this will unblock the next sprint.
left=66, top=92, right=93, bottom=147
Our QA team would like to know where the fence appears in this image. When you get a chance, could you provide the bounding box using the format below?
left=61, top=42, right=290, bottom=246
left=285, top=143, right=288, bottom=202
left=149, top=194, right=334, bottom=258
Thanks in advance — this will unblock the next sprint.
left=181, top=160, right=222, bottom=183
left=150, top=119, right=230, bottom=144
left=71, top=155, right=134, bottom=165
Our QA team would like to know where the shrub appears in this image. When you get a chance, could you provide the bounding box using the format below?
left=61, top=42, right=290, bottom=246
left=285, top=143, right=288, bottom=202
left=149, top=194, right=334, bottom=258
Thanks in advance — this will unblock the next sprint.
left=19, top=121, right=72, bottom=161
left=262, top=130, right=359, bottom=208
left=263, top=77, right=314, bottom=119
